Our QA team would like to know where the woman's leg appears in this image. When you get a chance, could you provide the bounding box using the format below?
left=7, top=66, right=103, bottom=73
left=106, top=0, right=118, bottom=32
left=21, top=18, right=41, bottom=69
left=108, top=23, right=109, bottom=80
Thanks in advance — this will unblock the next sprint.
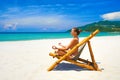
left=55, top=50, right=74, bottom=59
left=56, top=50, right=66, bottom=56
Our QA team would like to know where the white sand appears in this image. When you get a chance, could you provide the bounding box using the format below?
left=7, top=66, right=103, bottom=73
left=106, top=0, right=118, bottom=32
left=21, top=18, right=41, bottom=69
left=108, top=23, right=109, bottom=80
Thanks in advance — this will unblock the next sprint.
left=0, top=36, right=120, bottom=80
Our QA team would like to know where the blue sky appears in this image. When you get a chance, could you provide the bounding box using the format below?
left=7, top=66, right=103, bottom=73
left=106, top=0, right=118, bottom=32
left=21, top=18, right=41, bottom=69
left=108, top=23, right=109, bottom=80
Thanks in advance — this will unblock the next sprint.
left=0, top=0, right=120, bottom=32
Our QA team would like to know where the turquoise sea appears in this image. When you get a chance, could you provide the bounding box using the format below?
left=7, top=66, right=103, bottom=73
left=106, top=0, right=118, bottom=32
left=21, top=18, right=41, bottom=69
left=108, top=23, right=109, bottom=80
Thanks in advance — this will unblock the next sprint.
left=0, top=32, right=120, bottom=41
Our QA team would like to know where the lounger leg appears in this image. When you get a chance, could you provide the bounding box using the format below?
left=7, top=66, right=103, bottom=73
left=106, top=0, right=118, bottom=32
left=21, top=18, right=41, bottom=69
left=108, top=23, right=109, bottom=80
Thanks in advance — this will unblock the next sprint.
left=88, top=41, right=98, bottom=70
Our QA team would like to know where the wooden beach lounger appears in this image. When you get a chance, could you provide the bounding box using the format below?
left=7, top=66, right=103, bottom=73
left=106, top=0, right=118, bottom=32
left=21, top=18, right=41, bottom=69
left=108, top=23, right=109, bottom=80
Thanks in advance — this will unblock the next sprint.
left=47, top=29, right=101, bottom=71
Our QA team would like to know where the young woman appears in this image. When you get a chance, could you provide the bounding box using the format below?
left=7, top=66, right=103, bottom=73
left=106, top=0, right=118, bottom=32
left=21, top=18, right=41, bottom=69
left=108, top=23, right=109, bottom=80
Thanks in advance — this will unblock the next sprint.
left=52, top=27, right=82, bottom=59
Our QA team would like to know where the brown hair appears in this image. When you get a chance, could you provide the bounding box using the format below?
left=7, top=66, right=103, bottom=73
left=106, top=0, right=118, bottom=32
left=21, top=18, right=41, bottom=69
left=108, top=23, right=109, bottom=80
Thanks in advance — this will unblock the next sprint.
left=72, top=27, right=82, bottom=35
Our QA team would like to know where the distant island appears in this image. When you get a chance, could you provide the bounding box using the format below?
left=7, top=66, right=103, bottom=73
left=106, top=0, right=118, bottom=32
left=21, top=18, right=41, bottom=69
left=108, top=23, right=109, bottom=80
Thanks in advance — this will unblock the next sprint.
left=67, top=20, right=120, bottom=32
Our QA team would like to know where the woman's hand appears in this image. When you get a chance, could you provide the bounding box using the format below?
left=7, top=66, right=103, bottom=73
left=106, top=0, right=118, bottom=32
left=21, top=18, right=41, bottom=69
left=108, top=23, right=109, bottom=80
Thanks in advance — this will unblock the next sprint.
left=52, top=45, right=58, bottom=50
left=58, top=43, right=62, bottom=46
left=58, top=43, right=66, bottom=49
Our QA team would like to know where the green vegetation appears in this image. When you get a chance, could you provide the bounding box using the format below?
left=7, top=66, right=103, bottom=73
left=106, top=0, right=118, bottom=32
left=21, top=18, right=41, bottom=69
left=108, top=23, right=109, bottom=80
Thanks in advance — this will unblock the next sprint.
left=68, top=21, right=120, bottom=32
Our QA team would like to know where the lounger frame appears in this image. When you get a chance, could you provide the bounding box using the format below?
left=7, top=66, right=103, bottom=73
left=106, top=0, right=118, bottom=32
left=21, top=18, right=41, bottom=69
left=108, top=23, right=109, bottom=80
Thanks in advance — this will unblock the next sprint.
left=47, top=29, right=101, bottom=71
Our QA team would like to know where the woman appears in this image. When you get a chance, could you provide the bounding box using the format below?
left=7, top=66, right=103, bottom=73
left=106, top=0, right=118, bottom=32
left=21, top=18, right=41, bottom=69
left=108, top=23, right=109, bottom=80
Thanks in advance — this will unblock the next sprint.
left=52, top=27, right=82, bottom=59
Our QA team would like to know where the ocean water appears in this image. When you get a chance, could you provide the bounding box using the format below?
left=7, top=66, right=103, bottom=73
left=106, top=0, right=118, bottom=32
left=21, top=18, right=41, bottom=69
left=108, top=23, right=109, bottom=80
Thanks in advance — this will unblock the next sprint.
left=0, top=32, right=120, bottom=41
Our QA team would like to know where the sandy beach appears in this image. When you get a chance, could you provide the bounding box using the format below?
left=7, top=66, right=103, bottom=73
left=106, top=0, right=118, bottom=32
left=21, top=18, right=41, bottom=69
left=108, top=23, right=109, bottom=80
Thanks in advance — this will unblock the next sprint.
left=0, top=36, right=120, bottom=80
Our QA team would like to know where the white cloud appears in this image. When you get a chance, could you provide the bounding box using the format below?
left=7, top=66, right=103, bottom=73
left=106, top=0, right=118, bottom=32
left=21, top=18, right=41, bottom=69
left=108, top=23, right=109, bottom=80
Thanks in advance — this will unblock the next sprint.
left=0, top=6, right=81, bottom=32
left=3, top=23, right=17, bottom=30
left=1, top=15, right=80, bottom=31
left=101, top=11, right=120, bottom=21
left=3, top=15, right=61, bottom=26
